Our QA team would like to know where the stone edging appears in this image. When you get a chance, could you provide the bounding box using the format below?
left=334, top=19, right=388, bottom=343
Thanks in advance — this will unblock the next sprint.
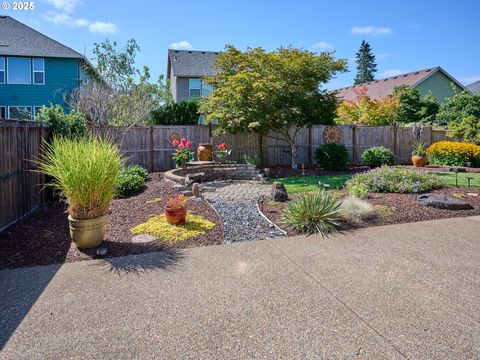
left=164, top=164, right=263, bottom=185
left=255, top=197, right=288, bottom=236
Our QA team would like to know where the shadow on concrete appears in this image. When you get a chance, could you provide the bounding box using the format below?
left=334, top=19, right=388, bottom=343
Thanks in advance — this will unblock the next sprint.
left=0, top=263, right=62, bottom=350
left=91, top=249, right=185, bottom=276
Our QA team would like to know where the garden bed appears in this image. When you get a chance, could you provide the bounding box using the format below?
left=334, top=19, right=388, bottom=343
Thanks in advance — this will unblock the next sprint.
left=0, top=173, right=223, bottom=269
left=262, top=188, right=480, bottom=235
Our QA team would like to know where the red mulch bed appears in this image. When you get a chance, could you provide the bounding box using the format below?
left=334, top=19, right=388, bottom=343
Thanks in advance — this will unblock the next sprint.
left=0, top=173, right=223, bottom=269
left=262, top=188, right=480, bottom=235
left=267, top=166, right=368, bottom=179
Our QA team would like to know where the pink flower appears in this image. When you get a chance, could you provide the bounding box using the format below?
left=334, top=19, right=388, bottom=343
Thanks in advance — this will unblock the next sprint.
left=180, top=138, right=187, bottom=146
left=172, top=139, right=179, bottom=147
left=186, top=141, right=191, bottom=148
left=178, top=143, right=184, bottom=149
left=217, top=143, right=228, bottom=150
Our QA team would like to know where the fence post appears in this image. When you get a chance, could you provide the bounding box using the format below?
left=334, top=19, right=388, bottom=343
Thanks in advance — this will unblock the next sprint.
left=351, top=125, right=357, bottom=165
left=307, top=126, right=313, bottom=165
left=393, top=123, right=398, bottom=163
left=149, top=126, right=154, bottom=172
left=259, top=133, right=265, bottom=168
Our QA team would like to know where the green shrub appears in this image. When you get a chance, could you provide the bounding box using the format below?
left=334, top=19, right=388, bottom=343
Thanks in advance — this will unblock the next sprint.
left=315, top=143, right=349, bottom=170
left=151, top=98, right=200, bottom=125
left=244, top=154, right=261, bottom=168
left=340, top=196, right=374, bottom=222
left=38, top=136, right=124, bottom=219
left=447, top=115, right=480, bottom=145
left=122, top=164, right=149, bottom=180
left=37, top=104, right=89, bottom=140
left=361, top=146, right=395, bottom=168
left=282, top=188, right=342, bottom=236
left=347, top=166, right=445, bottom=194
left=347, top=183, right=369, bottom=198
left=115, top=166, right=147, bottom=197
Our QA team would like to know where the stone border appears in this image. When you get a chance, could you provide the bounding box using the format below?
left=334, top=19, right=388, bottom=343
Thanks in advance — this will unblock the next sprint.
left=164, top=164, right=264, bottom=185
left=255, top=197, right=288, bottom=236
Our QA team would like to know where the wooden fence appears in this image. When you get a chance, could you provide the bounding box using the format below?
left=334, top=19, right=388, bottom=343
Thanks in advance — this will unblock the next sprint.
left=0, top=121, right=447, bottom=230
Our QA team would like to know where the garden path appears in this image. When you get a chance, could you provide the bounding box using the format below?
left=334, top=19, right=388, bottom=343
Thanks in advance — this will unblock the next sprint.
left=201, top=181, right=284, bottom=243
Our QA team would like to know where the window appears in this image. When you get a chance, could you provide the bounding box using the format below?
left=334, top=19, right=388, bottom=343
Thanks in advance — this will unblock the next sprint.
left=0, top=106, right=6, bottom=119
left=33, top=58, right=45, bottom=84
left=7, top=58, right=31, bottom=84
left=0, top=57, right=4, bottom=84
left=8, top=106, right=33, bottom=121
left=189, top=79, right=201, bottom=98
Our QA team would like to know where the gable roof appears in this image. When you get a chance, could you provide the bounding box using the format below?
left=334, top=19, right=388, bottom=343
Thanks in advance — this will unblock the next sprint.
left=167, top=49, right=219, bottom=78
left=333, top=67, right=466, bottom=102
left=467, top=80, right=480, bottom=94
left=0, top=16, right=84, bottom=58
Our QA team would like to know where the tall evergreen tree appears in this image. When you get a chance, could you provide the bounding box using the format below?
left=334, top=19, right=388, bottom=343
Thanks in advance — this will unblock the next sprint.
left=354, top=41, right=377, bottom=85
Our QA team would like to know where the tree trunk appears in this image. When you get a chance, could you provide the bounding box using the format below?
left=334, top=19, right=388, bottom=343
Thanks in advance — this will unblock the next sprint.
left=290, top=142, right=297, bottom=170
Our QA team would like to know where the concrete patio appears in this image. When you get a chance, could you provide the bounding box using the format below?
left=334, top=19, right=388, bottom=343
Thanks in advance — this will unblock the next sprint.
left=1, top=216, right=480, bottom=359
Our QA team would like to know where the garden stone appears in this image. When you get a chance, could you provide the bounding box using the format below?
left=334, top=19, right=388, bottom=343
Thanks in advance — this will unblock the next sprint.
left=417, top=193, right=473, bottom=210
left=132, top=234, right=156, bottom=244
left=96, top=247, right=108, bottom=256
left=192, top=183, right=200, bottom=197
left=270, top=182, right=288, bottom=202
left=185, top=172, right=204, bottom=186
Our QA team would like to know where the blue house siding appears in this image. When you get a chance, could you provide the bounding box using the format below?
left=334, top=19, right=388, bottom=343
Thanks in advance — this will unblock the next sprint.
left=0, top=56, right=81, bottom=119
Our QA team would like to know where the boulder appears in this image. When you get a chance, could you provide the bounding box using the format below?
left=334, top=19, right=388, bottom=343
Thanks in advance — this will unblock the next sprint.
left=417, top=193, right=473, bottom=210
left=270, top=182, right=288, bottom=202
left=185, top=172, right=204, bottom=186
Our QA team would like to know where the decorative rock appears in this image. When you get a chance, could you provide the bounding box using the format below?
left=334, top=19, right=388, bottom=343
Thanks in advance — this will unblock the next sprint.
left=96, top=247, right=108, bottom=256
left=270, top=182, right=288, bottom=202
left=185, top=172, right=204, bottom=186
left=192, top=183, right=200, bottom=197
left=417, top=193, right=473, bottom=210
left=449, top=167, right=467, bottom=172
left=132, top=234, right=156, bottom=244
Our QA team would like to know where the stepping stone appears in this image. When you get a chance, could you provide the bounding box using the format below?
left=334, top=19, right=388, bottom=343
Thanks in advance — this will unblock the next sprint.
left=132, top=234, right=156, bottom=244
left=417, top=193, right=473, bottom=210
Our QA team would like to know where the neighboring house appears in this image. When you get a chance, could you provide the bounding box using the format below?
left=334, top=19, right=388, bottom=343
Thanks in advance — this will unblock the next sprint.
left=167, top=49, right=218, bottom=103
left=0, top=16, right=95, bottom=121
left=333, top=67, right=466, bottom=103
left=467, top=80, right=480, bottom=94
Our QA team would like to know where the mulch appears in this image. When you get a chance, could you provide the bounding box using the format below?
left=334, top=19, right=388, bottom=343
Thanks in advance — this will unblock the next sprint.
left=0, top=173, right=223, bottom=269
left=262, top=188, right=480, bottom=235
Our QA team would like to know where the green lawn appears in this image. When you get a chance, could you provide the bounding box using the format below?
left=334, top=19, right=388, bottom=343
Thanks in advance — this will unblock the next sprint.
left=274, top=171, right=480, bottom=194
left=435, top=172, right=480, bottom=188
left=273, top=174, right=352, bottom=194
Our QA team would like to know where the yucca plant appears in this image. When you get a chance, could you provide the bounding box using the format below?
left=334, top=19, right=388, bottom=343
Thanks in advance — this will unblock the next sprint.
left=282, top=188, right=343, bottom=236
left=38, top=136, right=124, bottom=219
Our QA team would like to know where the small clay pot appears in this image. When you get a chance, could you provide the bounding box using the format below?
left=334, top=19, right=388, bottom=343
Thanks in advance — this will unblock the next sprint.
left=197, top=143, right=212, bottom=161
left=412, top=155, right=427, bottom=167
left=164, top=207, right=187, bottom=225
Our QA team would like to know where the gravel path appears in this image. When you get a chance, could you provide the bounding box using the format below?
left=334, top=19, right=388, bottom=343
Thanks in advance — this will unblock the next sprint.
left=202, top=181, right=284, bottom=243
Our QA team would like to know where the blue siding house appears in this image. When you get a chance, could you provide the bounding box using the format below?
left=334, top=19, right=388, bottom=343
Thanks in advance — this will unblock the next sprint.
left=0, top=16, right=95, bottom=120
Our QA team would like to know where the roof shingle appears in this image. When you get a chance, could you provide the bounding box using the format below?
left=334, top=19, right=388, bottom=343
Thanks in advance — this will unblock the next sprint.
left=168, top=49, right=219, bottom=77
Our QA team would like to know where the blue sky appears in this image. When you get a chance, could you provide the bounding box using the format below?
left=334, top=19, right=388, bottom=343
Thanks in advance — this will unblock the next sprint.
left=3, top=0, right=479, bottom=89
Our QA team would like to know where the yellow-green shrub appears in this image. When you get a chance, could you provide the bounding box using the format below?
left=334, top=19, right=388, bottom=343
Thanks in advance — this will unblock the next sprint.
left=427, top=141, right=480, bottom=167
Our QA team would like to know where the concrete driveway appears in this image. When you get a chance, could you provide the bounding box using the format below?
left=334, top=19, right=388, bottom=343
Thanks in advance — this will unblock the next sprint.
left=1, top=216, right=480, bottom=359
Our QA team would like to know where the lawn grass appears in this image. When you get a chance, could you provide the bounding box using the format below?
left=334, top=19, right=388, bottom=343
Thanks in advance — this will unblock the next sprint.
left=435, top=172, right=480, bottom=188
left=273, top=174, right=352, bottom=194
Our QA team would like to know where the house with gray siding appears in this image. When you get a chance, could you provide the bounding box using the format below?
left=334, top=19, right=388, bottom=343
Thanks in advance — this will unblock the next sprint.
left=0, top=16, right=96, bottom=120
left=167, top=49, right=218, bottom=103
left=333, top=67, right=466, bottom=103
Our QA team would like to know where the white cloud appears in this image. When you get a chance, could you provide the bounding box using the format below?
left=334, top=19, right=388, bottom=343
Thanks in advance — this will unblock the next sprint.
left=458, top=76, right=480, bottom=84
left=169, top=41, right=194, bottom=50
left=43, top=0, right=81, bottom=12
left=376, top=52, right=391, bottom=60
left=351, top=26, right=393, bottom=36
left=311, top=41, right=332, bottom=49
left=89, top=21, right=117, bottom=34
left=380, top=69, right=406, bottom=77
left=42, top=11, right=88, bottom=27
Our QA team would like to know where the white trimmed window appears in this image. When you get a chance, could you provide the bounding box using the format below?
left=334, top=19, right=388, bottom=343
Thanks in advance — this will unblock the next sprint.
left=33, top=58, right=45, bottom=84
left=188, top=79, right=201, bottom=98
left=0, top=106, right=6, bottom=119
left=7, top=57, right=32, bottom=84
left=8, top=106, right=33, bottom=120
left=0, top=57, right=5, bottom=84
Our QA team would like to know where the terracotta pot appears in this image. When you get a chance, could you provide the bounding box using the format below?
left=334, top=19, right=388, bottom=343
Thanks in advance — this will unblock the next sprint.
left=164, top=207, right=187, bottom=225
left=197, top=143, right=212, bottom=161
left=412, top=155, right=427, bottom=167
left=68, top=215, right=107, bottom=249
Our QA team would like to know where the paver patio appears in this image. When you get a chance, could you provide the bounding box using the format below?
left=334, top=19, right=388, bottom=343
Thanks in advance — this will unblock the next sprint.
left=1, top=216, right=480, bottom=359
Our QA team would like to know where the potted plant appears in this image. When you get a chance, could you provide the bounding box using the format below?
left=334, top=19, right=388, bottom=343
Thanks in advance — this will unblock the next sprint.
left=215, top=143, right=232, bottom=164
left=411, top=140, right=428, bottom=167
left=171, top=138, right=194, bottom=173
left=38, top=136, right=123, bottom=248
left=164, top=194, right=188, bottom=225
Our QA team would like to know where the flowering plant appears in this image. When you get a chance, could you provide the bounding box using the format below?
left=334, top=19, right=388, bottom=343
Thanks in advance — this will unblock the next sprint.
left=215, top=143, right=232, bottom=162
left=171, top=138, right=194, bottom=170
left=166, top=194, right=188, bottom=209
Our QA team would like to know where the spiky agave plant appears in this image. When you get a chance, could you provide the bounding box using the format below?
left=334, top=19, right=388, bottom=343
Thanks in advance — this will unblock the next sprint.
left=38, top=136, right=124, bottom=219
left=282, top=188, right=343, bottom=236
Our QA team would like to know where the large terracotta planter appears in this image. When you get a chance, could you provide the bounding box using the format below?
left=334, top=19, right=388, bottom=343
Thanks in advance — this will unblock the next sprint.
left=164, top=207, right=187, bottom=225
left=197, top=143, right=212, bottom=161
left=68, top=215, right=107, bottom=249
left=412, top=155, right=427, bottom=167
